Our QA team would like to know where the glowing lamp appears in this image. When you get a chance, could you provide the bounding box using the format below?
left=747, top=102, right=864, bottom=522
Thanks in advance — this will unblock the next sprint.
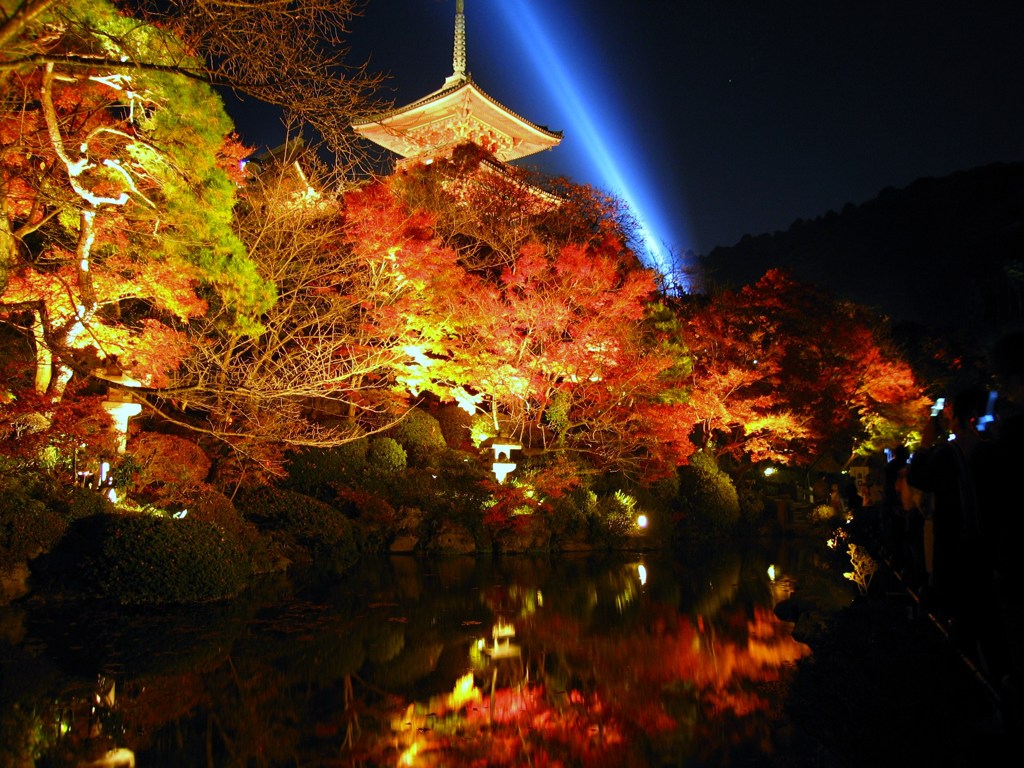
left=636, top=514, right=648, bottom=529
left=95, top=363, right=142, bottom=453
left=482, top=437, right=522, bottom=483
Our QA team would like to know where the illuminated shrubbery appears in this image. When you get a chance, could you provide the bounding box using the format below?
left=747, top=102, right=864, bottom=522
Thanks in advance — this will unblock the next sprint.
left=386, top=409, right=447, bottom=467
left=676, top=450, right=741, bottom=539
left=433, top=405, right=474, bottom=450
left=285, top=438, right=369, bottom=500
left=366, top=437, right=407, bottom=474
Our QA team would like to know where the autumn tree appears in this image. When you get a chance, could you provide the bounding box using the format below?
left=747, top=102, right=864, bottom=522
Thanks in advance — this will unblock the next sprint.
left=381, top=155, right=697, bottom=482
left=0, top=0, right=280, bottom=413
left=156, top=153, right=473, bottom=464
left=680, top=269, right=929, bottom=468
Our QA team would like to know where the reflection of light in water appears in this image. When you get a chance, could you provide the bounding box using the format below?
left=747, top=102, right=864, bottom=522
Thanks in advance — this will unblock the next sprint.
left=399, top=741, right=418, bottom=766
left=637, top=563, right=647, bottom=585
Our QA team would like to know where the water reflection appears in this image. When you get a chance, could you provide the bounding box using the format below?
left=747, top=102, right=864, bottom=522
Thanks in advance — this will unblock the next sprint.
left=0, top=547, right=810, bottom=766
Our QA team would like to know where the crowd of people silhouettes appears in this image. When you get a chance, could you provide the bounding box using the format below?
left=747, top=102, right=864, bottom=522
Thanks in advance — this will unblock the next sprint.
left=877, top=331, right=1024, bottom=740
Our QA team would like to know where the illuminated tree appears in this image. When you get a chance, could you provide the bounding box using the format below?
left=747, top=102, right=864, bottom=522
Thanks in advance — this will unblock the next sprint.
left=157, top=156, right=470, bottom=460
left=0, top=0, right=274, bottom=409
left=680, top=269, right=928, bottom=466
left=385, top=157, right=697, bottom=481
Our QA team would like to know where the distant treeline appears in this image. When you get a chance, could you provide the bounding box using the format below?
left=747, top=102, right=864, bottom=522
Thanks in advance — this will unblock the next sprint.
left=701, top=162, right=1024, bottom=340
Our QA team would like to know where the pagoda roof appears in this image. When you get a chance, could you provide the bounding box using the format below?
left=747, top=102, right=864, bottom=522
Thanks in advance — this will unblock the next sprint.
left=352, top=76, right=562, bottom=164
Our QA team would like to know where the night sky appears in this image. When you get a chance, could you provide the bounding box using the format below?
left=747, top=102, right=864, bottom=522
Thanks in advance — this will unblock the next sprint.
left=228, top=0, right=1024, bottom=263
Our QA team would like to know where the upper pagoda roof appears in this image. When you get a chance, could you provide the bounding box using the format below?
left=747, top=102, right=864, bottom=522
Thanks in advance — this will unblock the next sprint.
left=352, top=77, right=561, bottom=163
left=351, top=0, right=561, bottom=164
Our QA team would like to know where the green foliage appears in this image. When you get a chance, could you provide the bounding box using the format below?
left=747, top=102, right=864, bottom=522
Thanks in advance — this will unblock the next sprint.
left=42, top=513, right=250, bottom=605
left=592, top=490, right=640, bottom=546
left=544, top=392, right=571, bottom=435
left=547, top=486, right=595, bottom=542
left=0, top=478, right=64, bottom=572
left=386, top=409, right=447, bottom=467
left=62, top=483, right=117, bottom=520
left=285, top=438, right=369, bottom=499
left=643, top=301, right=693, bottom=403
left=676, top=450, right=741, bottom=539
left=0, top=473, right=113, bottom=573
left=366, top=437, right=407, bottom=474
left=179, top=487, right=270, bottom=571
left=238, top=486, right=357, bottom=569
left=433, top=405, right=474, bottom=449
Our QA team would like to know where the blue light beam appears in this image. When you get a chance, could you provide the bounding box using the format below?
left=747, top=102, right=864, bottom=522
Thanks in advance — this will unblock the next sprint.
left=492, top=0, right=690, bottom=279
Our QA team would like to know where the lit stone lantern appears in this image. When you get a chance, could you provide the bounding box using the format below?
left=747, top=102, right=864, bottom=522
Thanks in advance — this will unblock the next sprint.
left=95, top=364, right=142, bottom=453
left=482, top=436, right=521, bottom=483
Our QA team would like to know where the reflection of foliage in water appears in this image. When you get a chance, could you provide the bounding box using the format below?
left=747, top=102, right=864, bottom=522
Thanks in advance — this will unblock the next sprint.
left=0, top=550, right=811, bottom=767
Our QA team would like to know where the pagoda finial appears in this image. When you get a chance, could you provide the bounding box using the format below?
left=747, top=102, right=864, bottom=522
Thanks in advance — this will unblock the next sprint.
left=452, top=0, right=467, bottom=82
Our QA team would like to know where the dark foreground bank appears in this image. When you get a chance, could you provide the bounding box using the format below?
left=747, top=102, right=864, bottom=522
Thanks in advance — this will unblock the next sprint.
left=772, top=555, right=1021, bottom=767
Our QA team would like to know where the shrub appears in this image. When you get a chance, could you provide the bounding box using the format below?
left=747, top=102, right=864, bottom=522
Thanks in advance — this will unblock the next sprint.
left=40, top=513, right=250, bottom=605
left=178, top=486, right=271, bottom=571
left=0, top=473, right=113, bottom=573
left=60, top=484, right=117, bottom=520
left=592, top=490, right=640, bottom=546
left=433, top=405, right=474, bottom=449
left=285, top=437, right=369, bottom=499
left=238, top=486, right=357, bottom=569
left=366, top=437, right=407, bottom=474
left=676, top=450, right=741, bottom=539
left=386, top=409, right=446, bottom=466
left=0, top=479, right=65, bottom=573
left=125, top=432, right=211, bottom=503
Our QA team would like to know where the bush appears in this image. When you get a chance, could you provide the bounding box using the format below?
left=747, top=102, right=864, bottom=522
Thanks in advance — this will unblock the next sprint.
left=366, top=437, right=407, bottom=474
left=386, top=409, right=446, bottom=466
left=39, top=513, right=250, bottom=605
left=125, top=432, right=212, bottom=503
left=238, top=486, right=357, bottom=569
left=676, top=450, right=741, bottom=539
left=592, top=490, right=640, bottom=546
left=178, top=486, right=271, bottom=571
left=285, top=437, right=369, bottom=499
left=0, top=474, right=113, bottom=573
left=433, top=405, right=474, bottom=449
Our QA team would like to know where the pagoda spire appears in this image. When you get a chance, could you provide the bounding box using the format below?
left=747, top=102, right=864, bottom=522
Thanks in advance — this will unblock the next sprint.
left=351, top=0, right=561, bottom=164
left=448, top=0, right=467, bottom=85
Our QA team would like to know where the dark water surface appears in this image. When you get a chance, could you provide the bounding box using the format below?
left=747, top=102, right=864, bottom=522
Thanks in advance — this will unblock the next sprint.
left=1, top=543, right=816, bottom=766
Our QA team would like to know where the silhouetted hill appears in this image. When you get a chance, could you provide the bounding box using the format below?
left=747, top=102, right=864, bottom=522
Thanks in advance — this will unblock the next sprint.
left=700, top=163, right=1024, bottom=338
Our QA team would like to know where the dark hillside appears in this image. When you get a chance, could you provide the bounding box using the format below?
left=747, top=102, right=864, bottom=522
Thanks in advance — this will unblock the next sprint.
left=700, top=163, right=1024, bottom=339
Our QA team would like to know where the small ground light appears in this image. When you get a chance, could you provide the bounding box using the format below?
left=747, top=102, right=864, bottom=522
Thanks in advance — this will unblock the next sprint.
left=764, top=467, right=777, bottom=477
left=636, top=514, right=648, bottom=529
left=767, top=564, right=777, bottom=581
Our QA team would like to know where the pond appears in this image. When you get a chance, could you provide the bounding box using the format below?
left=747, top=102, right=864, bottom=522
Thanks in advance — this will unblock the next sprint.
left=0, top=541, right=817, bottom=767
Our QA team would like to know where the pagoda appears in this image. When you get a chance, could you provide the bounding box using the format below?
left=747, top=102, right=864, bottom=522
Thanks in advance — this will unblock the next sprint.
left=351, top=0, right=561, bottom=168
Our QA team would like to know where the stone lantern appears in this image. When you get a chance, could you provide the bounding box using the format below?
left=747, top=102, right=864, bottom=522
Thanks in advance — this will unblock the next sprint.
left=95, top=363, right=142, bottom=453
left=481, top=436, right=521, bottom=483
